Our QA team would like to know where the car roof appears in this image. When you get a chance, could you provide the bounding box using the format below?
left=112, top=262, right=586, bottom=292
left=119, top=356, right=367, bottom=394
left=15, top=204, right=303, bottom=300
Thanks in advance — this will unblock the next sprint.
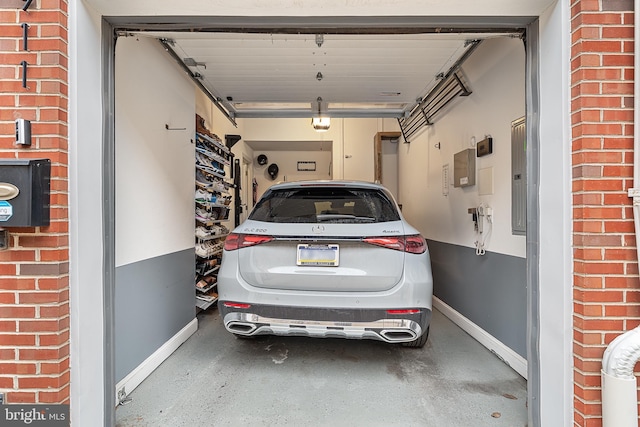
left=267, top=180, right=386, bottom=191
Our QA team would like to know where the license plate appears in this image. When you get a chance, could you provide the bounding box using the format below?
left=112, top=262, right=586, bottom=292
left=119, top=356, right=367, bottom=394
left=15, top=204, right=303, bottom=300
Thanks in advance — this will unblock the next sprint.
left=297, top=244, right=339, bottom=266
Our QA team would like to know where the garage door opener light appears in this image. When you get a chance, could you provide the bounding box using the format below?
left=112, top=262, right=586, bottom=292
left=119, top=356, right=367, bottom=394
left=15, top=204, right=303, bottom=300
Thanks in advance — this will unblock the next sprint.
left=312, top=97, right=330, bottom=132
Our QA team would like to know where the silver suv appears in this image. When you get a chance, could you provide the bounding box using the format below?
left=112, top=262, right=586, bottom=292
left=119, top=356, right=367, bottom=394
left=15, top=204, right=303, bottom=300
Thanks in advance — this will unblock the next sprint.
left=217, top=180, right=433, bottom=347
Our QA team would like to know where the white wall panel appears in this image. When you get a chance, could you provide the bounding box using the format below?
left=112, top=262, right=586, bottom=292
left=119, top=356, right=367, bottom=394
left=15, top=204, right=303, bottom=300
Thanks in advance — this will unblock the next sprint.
left=398, top=37, right=526, bottom=258
left=115, top=37, right=196, bottom=267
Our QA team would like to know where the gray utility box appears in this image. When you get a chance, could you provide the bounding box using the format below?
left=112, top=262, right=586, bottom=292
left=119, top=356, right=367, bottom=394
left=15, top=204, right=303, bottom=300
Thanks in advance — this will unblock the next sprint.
left=453, top=148, right=476, bottom=188
left=0, top=159, right=51, bottom=227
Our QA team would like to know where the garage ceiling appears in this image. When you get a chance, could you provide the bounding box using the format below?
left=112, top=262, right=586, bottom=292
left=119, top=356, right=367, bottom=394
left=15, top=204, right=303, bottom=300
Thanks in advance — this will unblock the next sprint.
left=133, top=29, right=522, bottom=124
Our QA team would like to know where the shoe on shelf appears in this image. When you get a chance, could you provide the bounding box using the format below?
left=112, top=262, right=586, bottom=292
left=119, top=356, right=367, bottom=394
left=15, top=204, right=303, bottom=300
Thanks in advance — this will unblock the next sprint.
left=195, top=226, right=210, bottom=239
left=195, top=188, right=211, bottom=203
left=196, top=170, right=214, bottom=187
left=196, top=208, right=211, bottom=222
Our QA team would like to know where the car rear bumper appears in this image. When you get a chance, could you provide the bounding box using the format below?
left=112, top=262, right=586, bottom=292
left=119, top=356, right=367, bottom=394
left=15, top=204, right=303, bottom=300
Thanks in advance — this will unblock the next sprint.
left=218, top=303, right=431, bottom=343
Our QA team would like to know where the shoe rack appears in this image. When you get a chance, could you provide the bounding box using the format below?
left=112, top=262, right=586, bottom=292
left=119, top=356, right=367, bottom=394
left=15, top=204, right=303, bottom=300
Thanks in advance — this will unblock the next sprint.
left=194, top=115, right=234, bottom=310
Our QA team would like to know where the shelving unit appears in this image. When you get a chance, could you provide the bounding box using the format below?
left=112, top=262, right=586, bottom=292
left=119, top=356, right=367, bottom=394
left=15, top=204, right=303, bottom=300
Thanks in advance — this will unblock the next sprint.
left=194, top=116, right=234, bottom=310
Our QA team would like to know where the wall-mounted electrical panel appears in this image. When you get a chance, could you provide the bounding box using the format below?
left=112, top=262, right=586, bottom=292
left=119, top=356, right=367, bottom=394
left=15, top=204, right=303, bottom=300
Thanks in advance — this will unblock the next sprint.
left=0, top=159, right=50, bottom=227
left=453, top=148, right=476, bottom=188
left=476, top=136, right=493, bottom=157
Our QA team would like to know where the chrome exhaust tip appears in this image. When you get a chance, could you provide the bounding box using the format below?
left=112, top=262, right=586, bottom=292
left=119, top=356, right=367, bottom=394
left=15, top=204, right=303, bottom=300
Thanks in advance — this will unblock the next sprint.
left=380, top=329, right=417, bottom=342
left=226, top=321, right=257, bottom=335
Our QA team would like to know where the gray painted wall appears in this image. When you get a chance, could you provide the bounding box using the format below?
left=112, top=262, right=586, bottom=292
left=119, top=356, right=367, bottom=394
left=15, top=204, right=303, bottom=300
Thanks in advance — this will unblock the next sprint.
left=115, top=249, right=196, bottom=382
left=428, top=239, right=527, bottom=358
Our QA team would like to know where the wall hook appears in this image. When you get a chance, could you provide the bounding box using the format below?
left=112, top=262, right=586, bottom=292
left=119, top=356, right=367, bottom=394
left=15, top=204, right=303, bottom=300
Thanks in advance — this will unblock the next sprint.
left=21, top=23, right=29, bottom=51
left=434, top=142, right=441, bottom=149
left=20, top=61, right=28, bottom=89
left=165, top=124, right=186, bottom=131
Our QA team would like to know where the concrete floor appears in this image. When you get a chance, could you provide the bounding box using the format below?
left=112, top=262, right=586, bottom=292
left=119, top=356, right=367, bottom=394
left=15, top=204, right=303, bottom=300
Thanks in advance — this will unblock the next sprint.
left=116, top=308, right=527, bottom=427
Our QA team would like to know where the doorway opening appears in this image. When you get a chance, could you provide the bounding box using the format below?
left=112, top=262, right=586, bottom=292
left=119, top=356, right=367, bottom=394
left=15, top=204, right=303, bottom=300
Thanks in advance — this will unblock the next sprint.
left=99, top=16, right=541, bottom=426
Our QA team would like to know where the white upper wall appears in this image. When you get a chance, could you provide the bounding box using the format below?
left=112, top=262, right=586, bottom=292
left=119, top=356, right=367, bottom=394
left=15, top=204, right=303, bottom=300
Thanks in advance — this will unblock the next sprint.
left=252, top=150, right=333, bottom=200
left=241, top=117, right=380, bottom=183
left=115, top=36, right=196, bottom=267
left=84, top=0, right=555, bottom=18
left=398, top=36, right=526, bottom=258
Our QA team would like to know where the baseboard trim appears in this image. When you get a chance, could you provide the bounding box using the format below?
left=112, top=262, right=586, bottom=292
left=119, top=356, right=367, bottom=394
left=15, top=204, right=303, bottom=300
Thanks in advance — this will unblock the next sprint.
left=115, top=318, right=198, bottom=403
left=433, top=297, right=528, bottom=379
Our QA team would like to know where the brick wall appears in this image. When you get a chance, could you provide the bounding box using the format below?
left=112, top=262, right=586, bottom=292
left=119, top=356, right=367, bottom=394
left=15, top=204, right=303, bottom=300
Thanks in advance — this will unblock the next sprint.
left=571, top=0, right=638, bottom=426
left=0, top=0, right=69, bottom=404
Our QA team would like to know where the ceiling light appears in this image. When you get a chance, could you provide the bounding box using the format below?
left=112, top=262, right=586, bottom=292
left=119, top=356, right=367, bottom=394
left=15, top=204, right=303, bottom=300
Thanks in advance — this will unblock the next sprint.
left=312, top=117, right=330, bottom=132
left=312, top=96, right=330, bottom=132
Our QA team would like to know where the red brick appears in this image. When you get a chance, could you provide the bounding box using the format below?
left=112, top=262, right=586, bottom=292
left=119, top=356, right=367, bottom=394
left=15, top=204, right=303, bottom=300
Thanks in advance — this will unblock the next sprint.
left=576, top=318, right=625, bottom=331
left=18, top=375, right=64, bottom=390
left=18, top=291, right=64, bottom=304
left=17, top=10, right=66, bottom=24
left=0, top=377, right=14, bottom=388
left=576, top=207, right=626, bottom=219
left=6, top=392, right=36, bottom=404
left=41, top=357, right=69, bottom=375
left=575, top=289, right=625, bottom=303
left=0, top=321, right=17, bottom=332
left=37, top=277, right=69, bottom=291
left=574, top=220, right=604, bottom=233
left=575, top=248, right=603, bottom=260
left=16, top=235, right=68, bottom=248
left=605, top=305, right=640, bottom=316
left=574, top=234, right=622, bottom=247
left=18, top=348, right=65, bottom=361
left=40, top=330, right=70, bottom=347
left=0, top=306, right=35, bottom=318
left=575, top=275, right=604, bottom=288
left=0, top=278, right=36, bottom=291
left=602, top=82, right=634, bottom=95
left=0, top=334, right=35, bottom=346
left=582, top=180, right=624, bottom=192
left=40, top=304, right=69, bottom=318
left=39, top=385, right=69, bottom=404
left=0, top=363, right=37, bottom=375
left=602, top=54, right=634, bottom=66
left=18, top=320, right=64, bottom=333
left=601, top=26, right=634, bottom=39
left=603, top=220, right=635, bottom=233
left=574, top=302, right=604, bottom=316
left=580, top=40, right=623, bottom=53
left=0, top=293, right=15, bottom=304
left=578, top=262, right=625, bottom=275
left=577, top=13, right=624, bottom=26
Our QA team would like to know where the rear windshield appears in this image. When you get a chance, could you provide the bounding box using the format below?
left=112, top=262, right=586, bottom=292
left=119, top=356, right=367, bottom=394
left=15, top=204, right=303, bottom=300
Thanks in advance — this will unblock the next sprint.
left=249, top=187, right=400, bottom=224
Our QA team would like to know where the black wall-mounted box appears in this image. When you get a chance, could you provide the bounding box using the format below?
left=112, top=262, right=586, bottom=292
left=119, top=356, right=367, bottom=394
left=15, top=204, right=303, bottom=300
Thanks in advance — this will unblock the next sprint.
left=0, top=159, right=50, bottom=227
left=476, top=137, right=493, bottom=157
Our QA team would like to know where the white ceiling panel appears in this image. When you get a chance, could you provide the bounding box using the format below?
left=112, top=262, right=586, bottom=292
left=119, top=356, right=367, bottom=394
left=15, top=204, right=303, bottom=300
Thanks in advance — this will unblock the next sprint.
left=134, top=31, right=518, bottom=118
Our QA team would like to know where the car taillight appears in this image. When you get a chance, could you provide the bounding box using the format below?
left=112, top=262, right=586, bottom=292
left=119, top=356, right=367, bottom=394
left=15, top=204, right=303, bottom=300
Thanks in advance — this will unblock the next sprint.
left=363, top=235, right=426, bottom=254
left=223, top=302, right=252, bottom=309
left=224, top=233, right=274, bottom=251
left=387, top=309, right=421, bottom=315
